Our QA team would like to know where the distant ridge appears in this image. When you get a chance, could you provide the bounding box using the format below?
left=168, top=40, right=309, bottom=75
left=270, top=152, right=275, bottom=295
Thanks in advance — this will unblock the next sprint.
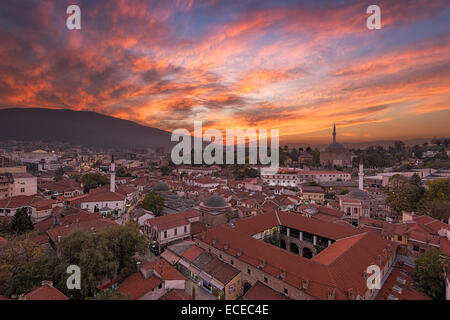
left=0, top=108, right=173, bottom=150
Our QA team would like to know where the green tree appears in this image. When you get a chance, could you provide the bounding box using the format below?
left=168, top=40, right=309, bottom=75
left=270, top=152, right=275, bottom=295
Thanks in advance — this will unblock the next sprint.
left=116, top=167, right=132, bottom=178
left=54, top=167, right=64, bottom=181
left=142, top=191, right=165, bottom=216
left=419, top=198, right=450, bottom=222
left=426, top=178, right=450, bottom=202
left=160, top=166, right=171, bottom=176
left=82, top=172, right=109, bottom=193
left=415, top=249, right=448, bottom=300
left=0, top=239, right=47, bottom=296
left=6, top=252, right=57, bottom=297
left=57, top=223, right=147, bottom=300
left=384, top=175, right=424, bottom=216
left=10, top=208, right=34, bottom=235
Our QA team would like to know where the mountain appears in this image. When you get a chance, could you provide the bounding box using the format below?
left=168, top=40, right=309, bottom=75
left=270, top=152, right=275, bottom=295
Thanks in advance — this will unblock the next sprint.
left=0, top=108, right=173, bottom=150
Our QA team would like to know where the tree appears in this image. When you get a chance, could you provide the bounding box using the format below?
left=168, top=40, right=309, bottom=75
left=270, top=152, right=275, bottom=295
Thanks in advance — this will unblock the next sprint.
left=142, top=191, right=165, bottom=216
left=419, top=198, right=450, bottom=222
left=160, top=166, right=171, bottom=176
left=54, top=167, right=65, bottom=181
left=10, top=208, right=34, bottom=235
left=57, top=223, right=147, bottom=299
left=414, top=249, right=448, bottom=300
left=82, top=172, right=109, bottom=193
left=0, top=239, right=48, bottom=296
left=6, top=252, right=57, bottom=297
left=418, top=178, right=450, bottom=222
left=426, top=178, right=450, bottom=202
left=116, top=167, right=131, bottom=178
left=384, top=175, right=424, bottom=216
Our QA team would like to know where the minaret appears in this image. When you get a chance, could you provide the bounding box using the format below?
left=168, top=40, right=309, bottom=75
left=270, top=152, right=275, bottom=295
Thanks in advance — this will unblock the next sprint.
left=358, top=158, right=364, bottom=191
left=110, top=154, right=115, bottom=193
left=332, top=123, right=337, bottom=144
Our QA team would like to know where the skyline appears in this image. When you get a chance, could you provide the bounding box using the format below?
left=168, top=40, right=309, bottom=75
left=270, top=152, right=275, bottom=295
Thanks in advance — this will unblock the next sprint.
left=0, top=0, right=449, bottom=143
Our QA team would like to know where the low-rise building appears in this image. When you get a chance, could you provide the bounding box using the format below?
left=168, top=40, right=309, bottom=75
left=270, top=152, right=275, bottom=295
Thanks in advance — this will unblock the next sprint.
left=144, top=209, right=201, bottom=251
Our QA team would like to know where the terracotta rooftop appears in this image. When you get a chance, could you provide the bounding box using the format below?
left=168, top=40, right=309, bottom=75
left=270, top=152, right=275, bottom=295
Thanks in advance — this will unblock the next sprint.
left=159, top=289, right=192, bottom=300
left=116, top=273, right=162, bottom=300
left=243, top=281, right=289, bottom=300
left=24, top=285, right=69, bottom=300
left=145, top=209, right=200, bottom=231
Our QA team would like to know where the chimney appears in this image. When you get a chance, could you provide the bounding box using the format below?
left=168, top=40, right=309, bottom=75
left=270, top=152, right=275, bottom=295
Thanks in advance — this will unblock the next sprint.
left=301, top=278, right=309, bottom=290
left=136, top=261, right=141, bottom=273
left=57, top=235, right=62, bottom=243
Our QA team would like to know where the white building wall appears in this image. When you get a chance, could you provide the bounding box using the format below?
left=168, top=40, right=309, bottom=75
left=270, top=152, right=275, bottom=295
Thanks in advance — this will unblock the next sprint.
left=12, top=177, right=37, bottom=196
left=81, top=200, right=125, bottom=213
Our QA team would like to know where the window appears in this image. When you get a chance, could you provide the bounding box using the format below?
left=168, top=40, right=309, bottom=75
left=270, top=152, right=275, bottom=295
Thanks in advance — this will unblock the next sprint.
left=20, top=188, right=25, bottom=193
left=398, top=236, right=402, bottom=241
left=284, top=288, right=288, bottom=295
left=219, top=254, right=222, bottom=259
left=164, top=231, right=167, bottom=238
left=247, top=268, right=251, bottom=274
left=174, top=228, right=178, bottom=236
left=158, top=283, right=162, bottom=289
left=264, top=277, right=268, bottom=283
left=230, top=260, right=234, bottom=265
left=413, top=245, right=420, bottom=252
left=184, top=225, right=187, bottom=233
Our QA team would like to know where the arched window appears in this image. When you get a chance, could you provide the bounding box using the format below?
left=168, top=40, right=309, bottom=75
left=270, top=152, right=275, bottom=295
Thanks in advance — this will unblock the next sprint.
left=290, top=243, right=299, bottom=254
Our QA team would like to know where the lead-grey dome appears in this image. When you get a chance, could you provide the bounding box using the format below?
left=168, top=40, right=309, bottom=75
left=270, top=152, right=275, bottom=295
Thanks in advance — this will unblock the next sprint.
left=347, top=189, right=370, bottom=200
left=327, top=142, right=345, bottom=149
left=204, top=194, right=228, bottom=208
left=154, top=181, right=170, bottom=192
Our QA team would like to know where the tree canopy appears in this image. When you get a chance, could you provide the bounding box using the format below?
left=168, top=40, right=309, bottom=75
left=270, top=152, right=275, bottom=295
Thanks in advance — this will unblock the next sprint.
left=10, top=207, right=34, bottom=235
left=142, top=191, right=165, bottom=216
left=414, top=249, right=448, bottom=300
left=81, top=172, right=109, bottom=193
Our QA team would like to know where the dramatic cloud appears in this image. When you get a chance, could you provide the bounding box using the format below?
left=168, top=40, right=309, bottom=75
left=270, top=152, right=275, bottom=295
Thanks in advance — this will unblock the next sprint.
left=0, top=0, right=449, bottom=142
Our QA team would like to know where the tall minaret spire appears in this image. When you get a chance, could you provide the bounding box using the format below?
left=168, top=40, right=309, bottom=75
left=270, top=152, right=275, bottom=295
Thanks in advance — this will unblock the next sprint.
left=358, top=157, right=364, bottom=191
left=332, top=123, right=337, bottom=144
left=110, top=153, right=116, bottom=193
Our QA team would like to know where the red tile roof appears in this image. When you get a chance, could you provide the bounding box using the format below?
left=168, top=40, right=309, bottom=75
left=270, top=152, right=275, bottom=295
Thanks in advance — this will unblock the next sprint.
left=182, top=245, right=204, bottom=262
left=116, top=273, right=162, bottom=300
left=243, top=281, right=289, bottom=300
left=46, top=217, right=117, bottom=243
left=141, top=259, right=186, bottom=281
left=82, top=192, right=126, bottom=202
left=375, top=262, right=430, bottom=300
left=24, top=286, right=68, bottom=300
left=159, top=289, right=192, bottom=300
left=197, top=221, right=397, bottom=300
left=145, top=209, right=200, bottom=231
left=233, top=210, right=362, bottom=241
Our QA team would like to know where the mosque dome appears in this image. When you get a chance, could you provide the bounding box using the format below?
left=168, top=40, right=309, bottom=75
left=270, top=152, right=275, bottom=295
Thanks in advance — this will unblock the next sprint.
left=204, top=194, right=228, bottom=208
left=327, top=141, right=345, bottom=149
left=154, top=181, right=170, bottom=192
left=347, top=189, right=370, bottom=200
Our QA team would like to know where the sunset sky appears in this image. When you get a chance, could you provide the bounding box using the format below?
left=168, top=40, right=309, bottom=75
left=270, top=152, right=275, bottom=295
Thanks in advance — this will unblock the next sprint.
left=0, top=0, right=449, bottom=144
